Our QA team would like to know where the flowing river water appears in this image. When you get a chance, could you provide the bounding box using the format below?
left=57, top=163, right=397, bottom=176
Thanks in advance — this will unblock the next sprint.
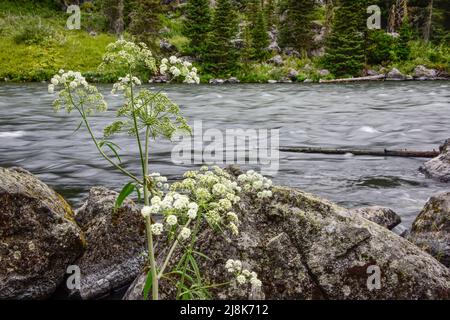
left=0, top=82, right=449, bottom=227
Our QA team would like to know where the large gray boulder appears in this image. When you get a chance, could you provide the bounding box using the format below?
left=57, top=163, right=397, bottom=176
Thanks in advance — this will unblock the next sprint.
left=0, top=167, right=85, bottom=299
left=386, top=68, right=406, bottom=81
left=413, top=65, right=439, bottom=80
left=124, top=175, right=450, bottom=300
left=71, top=187, right=146, bottom=299
left=420, top=139, right=450, bottom=182
left=350, top=206, right=401, bottom=230
left=408, top=192, right=450, bottom=268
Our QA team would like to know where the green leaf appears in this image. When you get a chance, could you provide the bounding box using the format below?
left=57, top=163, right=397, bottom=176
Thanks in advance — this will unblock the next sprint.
left=99, top=140, right=122, bottom=163
left=143, top=270, right=153, bottom=300
left=72, top=120, right=83, bottom=134
left=114, top=182, right=135, bottom=210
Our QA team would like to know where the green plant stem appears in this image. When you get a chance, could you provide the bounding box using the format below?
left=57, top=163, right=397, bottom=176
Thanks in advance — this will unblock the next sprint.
left=67, top=88, right=141, bottom=184
left=143, top=125, right=159, bottom=300
left=157, top=219, right=192, bottom=280
left=176, top=210, right=203, bottom=297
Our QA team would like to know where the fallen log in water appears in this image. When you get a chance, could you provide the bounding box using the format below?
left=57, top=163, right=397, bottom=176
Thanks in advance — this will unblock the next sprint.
left=280, top=146, right=439, bottom=158
left=319, top=74, right=386, bottom=83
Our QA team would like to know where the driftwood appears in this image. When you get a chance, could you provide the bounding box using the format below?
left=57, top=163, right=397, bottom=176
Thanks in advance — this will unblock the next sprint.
left=319, top=74, right=385, bottom=83
left=280, top=147, right=439, bottom=158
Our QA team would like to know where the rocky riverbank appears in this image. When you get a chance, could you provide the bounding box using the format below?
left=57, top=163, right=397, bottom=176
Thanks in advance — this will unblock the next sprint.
left=1, top=155, right=450, bottom=300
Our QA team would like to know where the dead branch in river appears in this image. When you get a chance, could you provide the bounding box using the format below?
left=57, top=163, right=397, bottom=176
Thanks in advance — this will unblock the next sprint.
left=280, top=146, right=439, bottom=158
left=319, top=74, right=386, bottom=83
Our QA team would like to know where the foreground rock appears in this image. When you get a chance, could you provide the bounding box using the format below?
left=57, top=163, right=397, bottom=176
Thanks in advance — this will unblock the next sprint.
left=350, top=206, right=401, bottom=230
left=125, top=173, right=450, bottom=300
left=408, top=192, right=450, bottom=268
left=420, top=139, right=450, bottom=182
left=70, top=187, right=146, bottom=299
left=0, top=167, right=85, bottom=299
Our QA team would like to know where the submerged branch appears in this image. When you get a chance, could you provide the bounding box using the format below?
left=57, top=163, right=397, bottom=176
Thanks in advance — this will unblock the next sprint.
left=280, top=146, right=439, bottom=158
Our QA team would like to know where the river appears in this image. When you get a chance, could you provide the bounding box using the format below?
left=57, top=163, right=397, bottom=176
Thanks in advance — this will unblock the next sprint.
left=0, top=82, right=449, bottom=227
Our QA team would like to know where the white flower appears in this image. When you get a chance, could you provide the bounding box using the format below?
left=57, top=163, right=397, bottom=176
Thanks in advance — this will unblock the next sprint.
left=166, top=215, right=178, bottom=226
left=250, top=277, right=262, bottom=288
left=242, top=269, right=251, bottom=277
left=188, top=202, right=198, bottom=212
left=149, top=204, right=160, bottom=214
left=228, top=222, right=239, bottom=235
left=187, top=208, right=197, bottom=219
left=212, top=183, right=227, bottom=196
left=141, top=206, right=152, bottom=218
left=179, top=227, right=191, bottom=240
left=218, top=199, right=232, bottom=210
left=51, top=78, right=59, bottom=86
left=183, top=60, right=192, bottom=68
left=48, top=84, right=55, bottom=94
left=236, top=275, right=247, bottom=285
left=170, top=66, right=181, bottom=77
left=161, top=58, right=168, bottom=64
left=173, top=196, right=189, bottom=210
left=227, top=212, right=239, bottom=223
left=69, top=81, right=77, bottom=89
left=151, top=196, right=161, bottom=205
left=151, top=223, right=164, bottom=236
left=225, top=259, right=235, bottom=273
left=169, top=56, right=178, bottom=64
left=252, top=180, right=263, bottom=190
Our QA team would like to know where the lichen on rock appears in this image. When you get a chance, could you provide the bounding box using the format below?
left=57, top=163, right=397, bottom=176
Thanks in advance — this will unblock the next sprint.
left=408, top=191, right=450, bottom=268
left=0, top=167, right=85, bottom=299
left=420, top=139, right=450, bottom=182
left=124, top=169, right=450, bottom=300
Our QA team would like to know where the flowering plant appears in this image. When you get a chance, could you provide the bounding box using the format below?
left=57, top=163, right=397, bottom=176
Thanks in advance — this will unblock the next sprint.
left=48, top=40, right=268, bottom=300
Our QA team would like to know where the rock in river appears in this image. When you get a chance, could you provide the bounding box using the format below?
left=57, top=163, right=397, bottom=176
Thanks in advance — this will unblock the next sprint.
left=125, top=170, right=450, bottom=300
left=420, top=139, right=450, bottom=182
left=350, top=206, right=401, bottom=230
left=71, top=187, right=146, bottom=299
left=408, top=191, right=450, bottom=268
left=0, top=167, right=85, bottom=299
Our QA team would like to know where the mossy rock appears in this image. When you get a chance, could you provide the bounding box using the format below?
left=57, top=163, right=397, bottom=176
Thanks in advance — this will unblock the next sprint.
left=0, top=167, right=85, bottom=299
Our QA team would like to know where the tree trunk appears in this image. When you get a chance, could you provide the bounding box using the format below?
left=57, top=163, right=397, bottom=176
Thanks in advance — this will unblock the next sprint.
left=423, top=0, right=433, bottom=42
left=280, top=147, right=439, bottom=158
left=115, top=0, right=124, bottom=35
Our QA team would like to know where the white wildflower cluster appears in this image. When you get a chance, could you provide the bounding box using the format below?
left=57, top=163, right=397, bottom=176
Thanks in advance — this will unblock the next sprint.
left=111, top=74, right=142, bottom=94
left=100, top=40, right=155, bottom=71
left=171, top=166, right=242, bottom=235
left=225, top=259, right=262, bottom=288
left=159, top=56, right=200, bottom=84
left=49, top=70, right=107, bottom=114
left=139, top=172, right=200, bottom=242
left=237, top=170, right=273, bottom=199
left=149, top=172, right=169, bottom=190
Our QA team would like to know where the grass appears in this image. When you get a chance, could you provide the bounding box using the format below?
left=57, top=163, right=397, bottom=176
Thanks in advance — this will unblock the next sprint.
left=0, top=0, right=448, bottom=83
left=0, top=0, right=117, bottom=82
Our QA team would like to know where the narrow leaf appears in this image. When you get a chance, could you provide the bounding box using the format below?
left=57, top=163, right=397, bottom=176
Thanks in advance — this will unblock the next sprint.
left=114, top=182, right=135, bottom=210
left=143, top=270, right=153, bottom=300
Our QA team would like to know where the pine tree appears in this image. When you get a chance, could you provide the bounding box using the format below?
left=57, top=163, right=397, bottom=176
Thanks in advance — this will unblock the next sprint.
left=323, top=0, right=369, bottom=77
left=204, top=0, right=239, bottom=75
left=182, top=0, right=211, bottom=58
left=396, top=17, right=412, bottom=60
left=128, top=0, right=163, bottom=51
left=264, top=0, right=277, bottom=27
left=251, top=3, right=270, bottom=61
left=279, top=0, right=316, bottom=53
